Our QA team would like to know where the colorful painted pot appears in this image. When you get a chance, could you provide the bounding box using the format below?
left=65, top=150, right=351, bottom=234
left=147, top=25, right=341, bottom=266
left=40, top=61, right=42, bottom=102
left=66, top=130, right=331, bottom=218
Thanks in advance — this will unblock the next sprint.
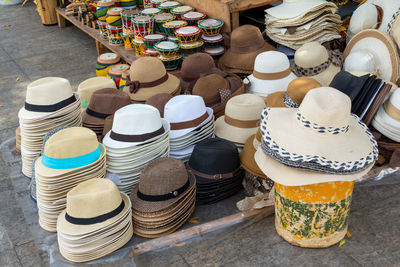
left=96, top=53, right=121, bottom=77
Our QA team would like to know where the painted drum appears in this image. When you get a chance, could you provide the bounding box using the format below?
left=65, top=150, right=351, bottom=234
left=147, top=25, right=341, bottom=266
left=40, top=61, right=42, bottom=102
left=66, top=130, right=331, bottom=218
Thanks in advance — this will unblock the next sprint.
left=96, top=0, right=115, bottom=22
left=181, top=11, right=206, bottom=26
left=143, top=48, right=159, bottom=57
left=170, top=5, right=194, bottom=20
left=179, top=40, right=203, bottom=57
left=175, top=26, right=201, bottom=43
left=132, top=15, right=155, bottom=38
left=158, top=53, right=183, bottom=70
left=198, top=18, right=224, bottom=36
left=154, top=40, right=180, bottom=55
left=203, top=46, right=225, bottom=59
left=121, top=9, right=141, bottom=35
left=201, top=33, right=224, bottom=48
left=107, top=64, right=130, bottom=88
left=162, top=19, right=187, bottom=36
left=119, top=70, right=130, bottom=91
left=158, top=1, right=180, bottom=13
left=96, top=53, right=121, bottom=77
left=151, top=0, right=167, bottom=8
left=106, top=7, right=124, bottom=26
left=141, top=7, right=162, bottom=16
left=143, top=33, right=167, bottom=48
left=154, top=12, right=175, bottom=33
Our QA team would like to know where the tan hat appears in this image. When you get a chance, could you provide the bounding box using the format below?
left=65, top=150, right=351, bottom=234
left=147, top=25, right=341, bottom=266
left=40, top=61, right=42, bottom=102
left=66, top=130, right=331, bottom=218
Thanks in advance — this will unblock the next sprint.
left=266, top=77, right=321, bottom=108
left=123, top=57, right=180, bottom=102
left=240, top=133, right=267, bottom=179
left=77, top=77, right=117, bottom=108
left=218, top=25, right=276, bottom=74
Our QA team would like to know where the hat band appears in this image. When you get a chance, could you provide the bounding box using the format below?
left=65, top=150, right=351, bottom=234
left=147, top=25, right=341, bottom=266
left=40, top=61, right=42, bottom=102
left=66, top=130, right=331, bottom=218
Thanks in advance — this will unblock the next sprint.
left=65, top=200, right=125, bottom=225
left=297, top=110, right=349, bottom=134
left=283, top=93, right=299, bottom=108
left=292, top=49, right=342, bottom=77
left=384, top=100, right=400, bottom=122
left=170, top=111, right=208, bottom=130
left=387, top=7, right=400, bottom=33
left=137, top=179, right=190, bottom=202
left=24, top=94, right=76, bottom=112
left=187, top=165, right=242, bottom=179
left=110, top=126, right=164, bottom=142
left=230, top=38, right=265, bottom=54
left=86, top=108, right=111, bottom=119
left=42, top=145, right=101, bottom=169
left=126, top=73, right=169, bottom=94
left=374, top=4, right=383, bottom=29
left=252, top=68, right=291, bottom=80
left=225, top=115, right=259, bottom=128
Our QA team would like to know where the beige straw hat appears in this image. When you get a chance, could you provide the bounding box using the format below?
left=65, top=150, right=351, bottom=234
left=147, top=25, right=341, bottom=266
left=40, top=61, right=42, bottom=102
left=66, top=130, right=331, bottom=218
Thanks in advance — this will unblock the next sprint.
left=77, top=77, right=117, bottom=109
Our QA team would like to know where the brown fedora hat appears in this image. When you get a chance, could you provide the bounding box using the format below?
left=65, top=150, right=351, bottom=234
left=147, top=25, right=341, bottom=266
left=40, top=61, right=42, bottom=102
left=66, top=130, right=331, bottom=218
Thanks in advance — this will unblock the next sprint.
left=82, top=88, right=131, bottom=126
left=145, top=93, right=173, bottom=118
left=218, top=25, right=276, bottom=75
left=266, top=77, right=321, bottom=108
left=102, top=114, right=114, bottom=137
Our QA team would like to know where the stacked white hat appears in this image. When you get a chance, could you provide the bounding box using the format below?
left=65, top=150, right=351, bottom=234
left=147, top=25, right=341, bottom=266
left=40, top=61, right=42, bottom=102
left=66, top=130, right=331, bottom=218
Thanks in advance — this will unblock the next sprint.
left=102, top=104, right=170, bottom=194
left=18, top=77, right=82, bottom=178
left=164, top=95, right=215, bottom=162
left=265, top=0, right=342, bottom=50
left=35, top=127, right=106, bottom=232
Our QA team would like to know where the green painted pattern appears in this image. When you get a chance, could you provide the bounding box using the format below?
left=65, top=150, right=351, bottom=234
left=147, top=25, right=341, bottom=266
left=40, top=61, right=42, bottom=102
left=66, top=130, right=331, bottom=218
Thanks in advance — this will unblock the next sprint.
left=275, top=191, right=352, bottom=239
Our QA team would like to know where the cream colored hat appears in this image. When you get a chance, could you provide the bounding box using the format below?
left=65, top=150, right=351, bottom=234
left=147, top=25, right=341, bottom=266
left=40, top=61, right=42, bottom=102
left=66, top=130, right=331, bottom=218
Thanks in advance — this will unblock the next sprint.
left=77, top=77, right=117, bottom=108
left=265, top=0, right=332, bottom=20
left=292, top=42, right=341, bottom=86
left=215, top=94, right=266, bottom=145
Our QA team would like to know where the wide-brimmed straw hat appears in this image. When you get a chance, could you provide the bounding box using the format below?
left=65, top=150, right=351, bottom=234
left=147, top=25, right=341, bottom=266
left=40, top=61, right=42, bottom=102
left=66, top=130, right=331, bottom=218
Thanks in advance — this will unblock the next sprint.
left=218, top=25, right=276, bottom=75
left=266, top=77, right=321, bottom=108
left=292, top=42, right=342, bottom=86
left=265, top=0, right=332, bottom=20
left=257, top=87, right=378, bottom=185
left=215, top=93, right=266, bottom=145
left=123, top=57, right=180, bottom=102
left=246, top=51, right=297, bottom=97
left=77, top=77, right=117, bottom=108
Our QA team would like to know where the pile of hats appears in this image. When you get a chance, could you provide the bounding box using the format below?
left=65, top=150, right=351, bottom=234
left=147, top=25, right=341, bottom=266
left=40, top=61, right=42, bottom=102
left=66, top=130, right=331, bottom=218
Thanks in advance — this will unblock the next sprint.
left=187, top=138, right=244, bottom=205
left=164, top=95, right=215, bottom=162
left=130, top=158, right=196, bottom=238
left=265, top=0, right=342, bottom=50
left=35, top=127, right=106, bottom=232
left=57, top=179, right=133, bottom=263
left=215, top=94, right=266, bottom=148
left=77, top=77, right=117, bottom=109
left=82, top=88, right=131, bottom=140
left=102, top=104, right=170, bottom=194
left=16, top=127, right=21, bottom=153
left=18, top=77, right=82, bottom=178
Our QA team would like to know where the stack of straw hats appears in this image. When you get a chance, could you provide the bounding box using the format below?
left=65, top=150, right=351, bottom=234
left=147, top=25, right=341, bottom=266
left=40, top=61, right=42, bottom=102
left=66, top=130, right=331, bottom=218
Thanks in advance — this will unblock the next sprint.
left=102, top=104, right=170, bottom=194
left=165, top=95, right=215, bottom=162
left=57, top=179, right=133, bottom=262
left=18, top=77, right=82, bottom=178
left=35, top=127, right=106, bottom=232
left=130, top=158, right=196, bottom=238
left=187, top=138, right=244, bottom=205
left=16, top=127, right=21, bottom=153
left=265, top=0, right=342, bottom=50
left=82, top=88, right=131, bottom=139
left=77, top=77, right=117, bottom=109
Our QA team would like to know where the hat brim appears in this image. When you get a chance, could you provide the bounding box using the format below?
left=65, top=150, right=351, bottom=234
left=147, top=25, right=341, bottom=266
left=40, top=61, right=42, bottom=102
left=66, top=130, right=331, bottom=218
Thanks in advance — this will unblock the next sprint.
left=265, top=91, right=286, bottom=108
left=82, top=109, right=107, bottom=126
left=240, top=135, right=268, bottom=178
left=371, top=105, right=400, bottom=142
left=304, top=64, right=340, bottom=87
left=215, top=115, right=258, bottom=145
left=266, top=0, right=327, bottom=19
left=169, top=107, right=214, bottom=139
left=246, top=72, right=297, bottom=97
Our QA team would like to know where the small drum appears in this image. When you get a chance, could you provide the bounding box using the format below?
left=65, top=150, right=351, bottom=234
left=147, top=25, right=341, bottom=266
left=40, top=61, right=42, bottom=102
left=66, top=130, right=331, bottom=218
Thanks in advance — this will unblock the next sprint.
left=141, top=7, right=162, bottom=17
left=162, top=20, right=187, bottom=36
left=158, top=1, right=180, bottom=13
left=151, top=0, right=166, bottom=8
left=119, top=0, right=137, bottom=8
left=203, top=46, right=225, bottom=60
left=171, top=5, right=194, bottom=20
left=134, top=39, right=147, bottom=56
left=154, top=13, right=175, bottom=33
left=143, top=48, right=159, bottom=57
left=119, top=70, right=130, bottom=91
left=107, top=64, right=130, bottom=88
left=96, top=0, right=115, bottom=22
left=201, top=33, right=224, bottom=48
left=107, top=25, right=124, bottom=46
left=198, top=18, right=224, bottom=36
left=121, top=9, right=140, bottom=35
left=167, top=36, right=179, bottom=43
left=97, top=20, right=109, bottom=39
left=180, top=40, right=203, bottom=57
left=96, top=53, right=121, bottom=77
left=122, top=33, right=135, bottom=50
left=143, top=33, right=167, bottom=48
left=159, top=54, right=182, bottom=70
left=143, top=0, right=152, bottom=8
left=175, top=26, right=201, bottom=43
left=106, top=7, right=124, bottom=26
left=181, top=11, right=206, bottom=26
left=132, top=15, right=155, bottom=38
left=136, top=0, right=144, bottom=8
left=154, top=40, right=180, bottom=56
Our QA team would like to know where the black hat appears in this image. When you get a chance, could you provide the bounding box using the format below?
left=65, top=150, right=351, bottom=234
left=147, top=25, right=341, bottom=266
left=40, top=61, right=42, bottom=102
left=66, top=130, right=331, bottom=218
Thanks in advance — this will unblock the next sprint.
left=330, top=71, right=370, bottom=102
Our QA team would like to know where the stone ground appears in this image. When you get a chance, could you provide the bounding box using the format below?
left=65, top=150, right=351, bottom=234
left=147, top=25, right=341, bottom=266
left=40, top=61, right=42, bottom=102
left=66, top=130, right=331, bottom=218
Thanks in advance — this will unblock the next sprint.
left=1, top=3, right=400, bottom=267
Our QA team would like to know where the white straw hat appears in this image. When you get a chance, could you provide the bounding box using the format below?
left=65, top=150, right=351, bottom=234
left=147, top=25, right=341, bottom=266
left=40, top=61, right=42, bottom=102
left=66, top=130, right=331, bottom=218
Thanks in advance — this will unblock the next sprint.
left=265, top=0, right=330, bottom=20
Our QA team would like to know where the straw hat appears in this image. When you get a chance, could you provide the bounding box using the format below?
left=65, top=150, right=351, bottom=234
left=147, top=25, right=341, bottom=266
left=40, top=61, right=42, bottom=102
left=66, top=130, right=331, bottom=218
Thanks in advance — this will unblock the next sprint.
left=343, top=29, right=399, bottom=83
left=266, top=77, right=321, bottom=108
left=265, top=0, right=332, bottom=20
left=292, top=42, right=341, bottom=86
left=123, top=57, right=180, bottom=102
left=246, top=51, right=297, bottom=98
left=240, top=132, right=267, bottom=179
left=77, top=77, right=117, bottom=109
left=218, top=25, right=276, bottom=74
left=215, top=94, right=266, bottom=146
left=145, top=93, right=173, bottom=117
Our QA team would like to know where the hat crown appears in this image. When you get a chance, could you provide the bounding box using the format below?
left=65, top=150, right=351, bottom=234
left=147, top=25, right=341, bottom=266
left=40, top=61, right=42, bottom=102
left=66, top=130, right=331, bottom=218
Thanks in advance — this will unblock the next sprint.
left=231, top=25, right=263, bottom=48
left=164, top=95, right=208, bottom=123
left=87, top=88, right=131, bottom=114
left=349, top=3, right=378, bottom=34
left=43, top=127, right=99, bottom=159
left=344, top=50, right=375, bottom=74
left=139, top=158, right=188, bottom=195
left=287, top=77, right=321, bottom=104
left=130, top=57, right=166, bottom=83
left=181, top=53, right=215, bottom=80
left=254, top=51, right=290, bottom=74
left=78, top=77, right=116, bottom=102
left=225, top=93, right=266, bottom=121
left=145, top=93, right=173, bottom=117
left=298, top=87, right=351, bottom=129
left=66, top=179, right=122, bottom=218
left=26, top=77, right=73, bottom=106
left=295, top=42, right=329, bottom=68
left=111, top=104, right=163, bottom=135
left=192, top=74, right=227, bottom=104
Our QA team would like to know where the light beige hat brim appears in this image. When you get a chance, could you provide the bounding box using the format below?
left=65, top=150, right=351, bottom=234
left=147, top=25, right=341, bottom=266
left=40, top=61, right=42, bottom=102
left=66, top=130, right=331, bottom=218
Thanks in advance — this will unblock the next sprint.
left=266, top=0, right=332, bottom=20
left=215, top=115, right=258, bottom=145
left=303, top=64, right=341, bottom=86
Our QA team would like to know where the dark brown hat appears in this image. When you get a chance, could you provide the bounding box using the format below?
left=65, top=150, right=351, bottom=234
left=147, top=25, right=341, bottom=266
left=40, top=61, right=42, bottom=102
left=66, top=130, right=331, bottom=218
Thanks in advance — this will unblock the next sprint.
left=145, top=93, right=173, bottom=118
left=102, top=114, right=114, bottom=137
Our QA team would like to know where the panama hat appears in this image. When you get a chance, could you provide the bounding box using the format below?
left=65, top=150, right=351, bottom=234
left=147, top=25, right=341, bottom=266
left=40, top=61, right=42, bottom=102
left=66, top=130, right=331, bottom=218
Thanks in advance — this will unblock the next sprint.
left=265, top=0, right=333, bottom=20
left=215, top=94, right=266, bottom=146
left=292, top=42, right=342, bottom=86
left=123, top=57, right=180, bottom=102
left=77, top=77, right=117, bottom=109
left=343, top=29, right=399, bottom=83
left=245, top=51, right=297, bottom=98
left=218, top=25, right=276, bottom=75
left=266, top=77, right=321, bottom=108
